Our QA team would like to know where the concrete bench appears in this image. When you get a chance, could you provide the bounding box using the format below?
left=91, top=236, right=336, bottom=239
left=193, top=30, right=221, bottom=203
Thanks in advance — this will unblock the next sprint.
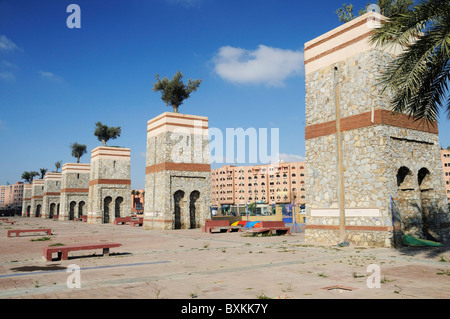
left=248, top=221, right=290, bottom=236
left=7, top=229, right=52, bottom=238
left=247, top=228, right=271, bottom=236
left=130, top=217, right=143, bottom=227
left=75, top=215, right=87, bottom=222
left=43, top=242, right=122, bottom=261
left=210, top=226, right=241, bottom=233
left=202, top=219, right=231, bottom=233
left=52, top=215, right=59, bottom=220
left=0, top=218, right=9, bottom=221
left=260, top=221, right=291, bottom=235
left=114, top=216, right=132, bottom=225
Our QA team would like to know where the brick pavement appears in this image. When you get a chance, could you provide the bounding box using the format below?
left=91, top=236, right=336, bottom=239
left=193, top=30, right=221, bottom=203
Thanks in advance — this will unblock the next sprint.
left=0, top=217, right=449, bottom=299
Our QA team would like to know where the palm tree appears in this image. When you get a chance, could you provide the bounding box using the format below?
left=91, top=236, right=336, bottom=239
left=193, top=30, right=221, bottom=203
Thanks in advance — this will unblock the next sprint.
left=152, top=71, right=202, bottom=113
left=39, top=168, right=48, bottom=179
left=21, top=171, right=39, bottom=183
left=54, top=160, right=62, bottom=172
left=370, top=0, right=450, bottom=123
left=70, top=142, right=87, bottom=163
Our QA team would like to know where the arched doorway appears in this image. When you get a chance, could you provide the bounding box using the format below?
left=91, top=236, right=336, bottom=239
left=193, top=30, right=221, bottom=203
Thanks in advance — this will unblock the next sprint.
left=35, top=204, right=41, bottom=217
left=418, top=167, right=438, bottom=240
left=49, top=203, right=56, bottom=219
left=103, top=197, right=112, bottom=224
left=395, top=166, right=422, bottom=239
left=26, top=205, right=31, bottom=217
left=69, top=201, right=76, bottom=220
left=173, top=190, right=184, bottom=229
left=189, top=191, right=200, bottom=229
left=78, top=201, right=85, bottom=219
left=397, top=166, right=414, bottom=189
left=115, top=197, right=123, bottom=218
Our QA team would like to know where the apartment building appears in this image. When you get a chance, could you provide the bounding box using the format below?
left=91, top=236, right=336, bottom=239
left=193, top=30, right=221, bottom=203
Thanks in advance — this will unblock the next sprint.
left=211, top=162, right=306, bottom=214
left=0, top=181, right=24, bottom=209
left=131, top=188, right=145, bottom=214
left=442, top=149, right=450, bottom=203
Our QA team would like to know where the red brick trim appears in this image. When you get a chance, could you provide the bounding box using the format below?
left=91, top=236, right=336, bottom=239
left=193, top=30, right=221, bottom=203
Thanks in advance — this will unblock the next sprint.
left=147, top=122, right=208, bottom=133
left=31, top=196, right=43, bottom=199
left=146, top=162, right=211, bottom=174
left=143, top=219, right=173, bottom=223
left=304, top=17, right=384, bottom=53
left=305, top=109, right=438, bottom=140
left=304, top=31, right=374, bottom=65
left=91, top=154, right=130, bottom=159
left=92, top=147, right=129, bottom=151
left=89, top=179, right=131, bottom=186
left=60, top=188, right=90, bottom=193
left=43, top=192, right=60, bottom=196
left=147, top=114, right=208, bottom=126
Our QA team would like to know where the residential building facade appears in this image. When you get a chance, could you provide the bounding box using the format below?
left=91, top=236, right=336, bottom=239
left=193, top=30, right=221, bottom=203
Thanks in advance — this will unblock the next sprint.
left=211, top=162, right=306, bottom=214
left=0, top=181, right=24, bottom=209
left=442, top=149, right=450, bottom=203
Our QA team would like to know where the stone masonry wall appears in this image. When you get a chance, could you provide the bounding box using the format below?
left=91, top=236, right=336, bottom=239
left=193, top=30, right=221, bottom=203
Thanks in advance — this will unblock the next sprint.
left=59, top=164, right=90, bottom=221
left=42, top=174, right=61, bottom=219
left=21, top=185, right=32, bottom=217
left=87, top=147, right=131, bottom=224
left=30, top=180, right=44, bottom=218
left=144, top=113, right=212, bottom=230
left=305, top=49, right=449, bottom=247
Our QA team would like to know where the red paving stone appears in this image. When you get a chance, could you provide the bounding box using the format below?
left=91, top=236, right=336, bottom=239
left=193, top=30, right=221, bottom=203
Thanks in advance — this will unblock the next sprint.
left=0, top=216, right=449, bottom=299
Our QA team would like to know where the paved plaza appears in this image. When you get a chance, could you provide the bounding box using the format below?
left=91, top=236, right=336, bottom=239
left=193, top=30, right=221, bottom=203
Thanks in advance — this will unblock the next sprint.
left=0, top=217, right=449, bottom=299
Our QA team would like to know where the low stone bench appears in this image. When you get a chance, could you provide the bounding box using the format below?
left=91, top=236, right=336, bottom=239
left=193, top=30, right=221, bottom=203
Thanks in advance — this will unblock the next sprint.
left=130, top=218, right=143, bottom=227
left=114, top=216, right=132, bottom=225
left=43, top=242, right=122, bottom=261
left=247, top=221, right=291, bottom=236
left=202, top=219, right=231, bottom=233
left=75, top=215, right=87, bottom=222
left=7, top=229, right=52, bottom=238
left=260, top=221, right=291, bottom=235
left=210, top=226, right=241, bottom=233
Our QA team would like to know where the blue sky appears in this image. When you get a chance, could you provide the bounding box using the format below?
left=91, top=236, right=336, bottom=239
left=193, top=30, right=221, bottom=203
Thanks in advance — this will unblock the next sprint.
left=0, top=0, right=448, bottom=189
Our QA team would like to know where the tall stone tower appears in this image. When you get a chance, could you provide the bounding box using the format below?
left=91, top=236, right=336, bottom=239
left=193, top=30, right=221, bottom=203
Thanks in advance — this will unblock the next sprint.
left=21, top=183, right=32, bottom=217
left=59, top=163, right=90, bottom=221
left=143, top=112, right=211, bottom=230
left=87, top=146, right=131, bottom=224
left=30, top=179, right=44, bottom=217
left=304, top=12, right=449, bottom=247
left=42, top=172, right=61, bottom=219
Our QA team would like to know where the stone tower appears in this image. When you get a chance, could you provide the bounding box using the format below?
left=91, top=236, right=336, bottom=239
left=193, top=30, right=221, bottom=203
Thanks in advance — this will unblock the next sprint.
left=304, top=12, right=449, bottom=247
left=42, top=172, right=61, bottom=219
left=30, top=179, right=44, bottom=218
left=21, top=183, right=32, bottom=217
left=59, top=163, right=90, bottom=221
left=87, top=146, right=131, bottom=224
left=143, top=112, right=211, bottom=230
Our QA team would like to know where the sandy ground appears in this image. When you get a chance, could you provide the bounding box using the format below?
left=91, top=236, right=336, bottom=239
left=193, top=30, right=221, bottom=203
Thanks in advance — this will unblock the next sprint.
left=0, top=216, right=449, bottom=300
